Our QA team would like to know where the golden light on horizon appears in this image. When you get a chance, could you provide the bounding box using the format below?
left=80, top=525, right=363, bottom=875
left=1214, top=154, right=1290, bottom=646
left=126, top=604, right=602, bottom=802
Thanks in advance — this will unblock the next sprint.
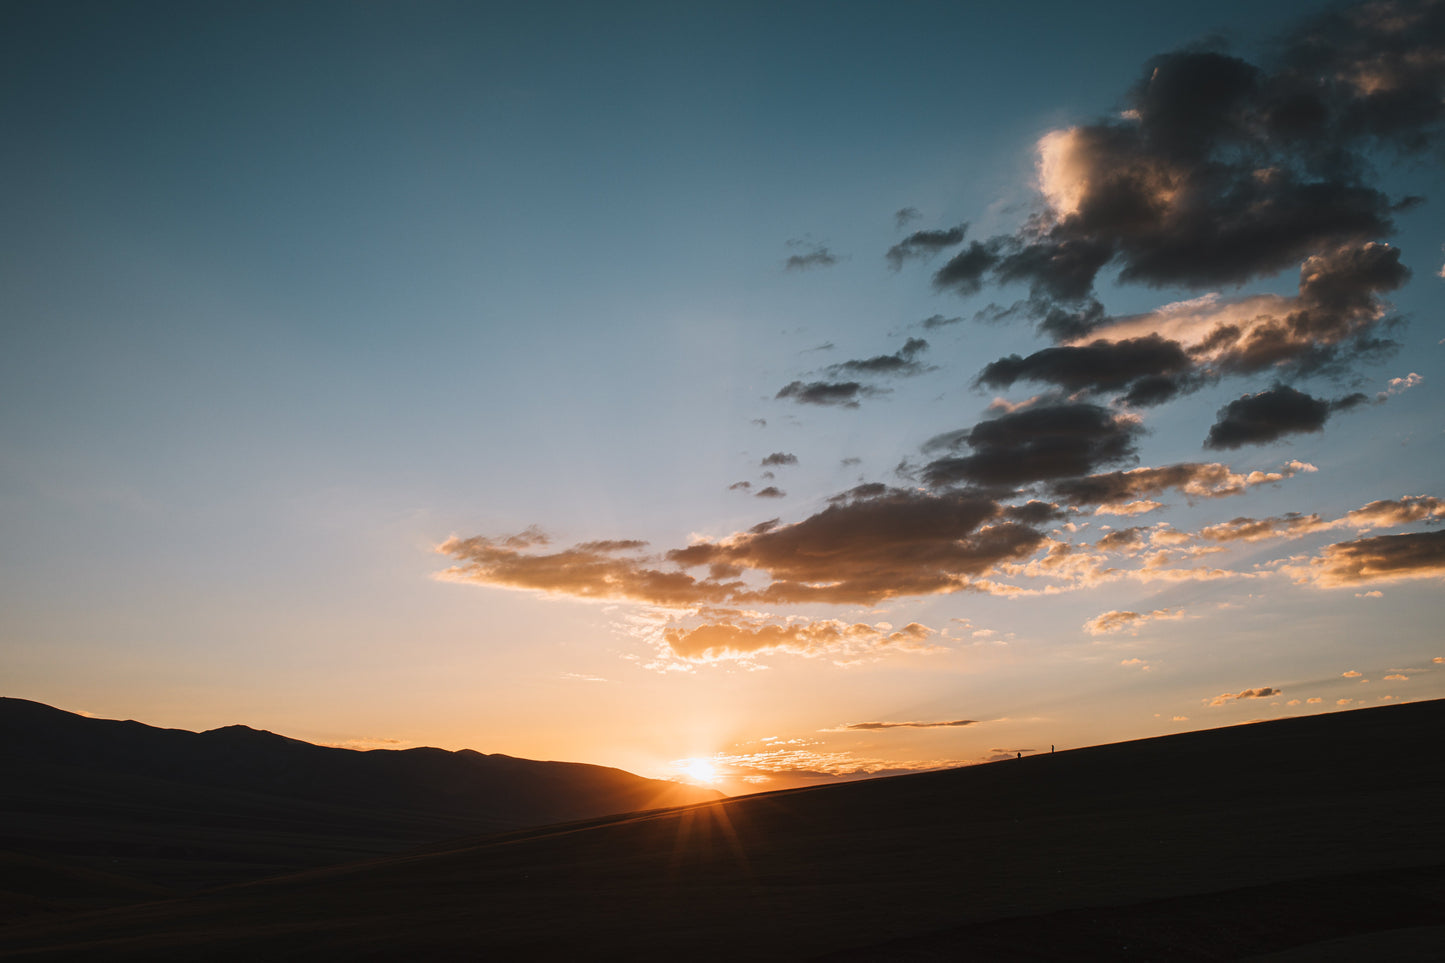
left=678, top=757, right=720, bottom=785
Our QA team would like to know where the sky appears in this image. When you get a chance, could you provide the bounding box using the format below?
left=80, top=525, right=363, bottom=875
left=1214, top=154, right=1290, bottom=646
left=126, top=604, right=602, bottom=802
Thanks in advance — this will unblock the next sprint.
left=3, top=0, right=1443, bottom=795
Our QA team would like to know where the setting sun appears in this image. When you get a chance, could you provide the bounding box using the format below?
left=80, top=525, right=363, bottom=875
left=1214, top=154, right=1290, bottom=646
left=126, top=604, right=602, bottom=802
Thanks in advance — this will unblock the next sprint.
left=679, top=758, right=719, bottom=785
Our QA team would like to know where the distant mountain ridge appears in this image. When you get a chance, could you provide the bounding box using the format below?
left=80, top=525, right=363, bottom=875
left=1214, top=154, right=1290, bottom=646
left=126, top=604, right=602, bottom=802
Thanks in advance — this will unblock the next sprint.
left=0, top=697, right=719, bottom=895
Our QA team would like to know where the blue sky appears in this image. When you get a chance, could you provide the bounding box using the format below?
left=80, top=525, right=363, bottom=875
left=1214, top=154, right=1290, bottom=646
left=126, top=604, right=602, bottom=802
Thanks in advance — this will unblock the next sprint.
left=4, top=0, right=1443, bottom=792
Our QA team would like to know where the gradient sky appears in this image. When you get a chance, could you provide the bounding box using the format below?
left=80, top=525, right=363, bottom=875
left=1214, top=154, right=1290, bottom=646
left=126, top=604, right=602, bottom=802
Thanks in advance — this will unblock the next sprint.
left=4, top=0, right=1443, bottom=794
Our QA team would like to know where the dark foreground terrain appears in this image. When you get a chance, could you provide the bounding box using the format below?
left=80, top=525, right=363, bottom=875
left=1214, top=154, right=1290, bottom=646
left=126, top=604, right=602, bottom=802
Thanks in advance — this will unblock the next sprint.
left=3, top=699, right=1443, bottom=960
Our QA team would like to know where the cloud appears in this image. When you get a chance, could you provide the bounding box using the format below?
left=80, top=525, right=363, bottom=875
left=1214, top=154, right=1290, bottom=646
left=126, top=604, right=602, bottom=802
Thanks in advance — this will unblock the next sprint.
left=932, top=2, right=1445, bottom=312
left=837, top=718, right=976, bottom=731
left=1084, top=608, right=1184, bottom=635
left=934, top=240, right=1007, bottom=296
left=442, top=489, right=1050, bottom=610
left=755, top=486, right=786, bottom=499
left=1120, top=658, right=1151, bottom=670
left=1287, top=529, right=1445, bottom=587
left=920, top=314, right=964, bottom=330
left=974, top=335, right=1198, bottom=407
left=728, top=481, right=752, bottom=491
left=823, top=338, right=931, bottom=378
left=775, top=380, right=885, bottom=407
left=894, top=207, right=922, bottom=231
left=1307, top=697, right=1323, bottom=703
left=922, top=402, right=1143, bottom=488
left=1377, top=372, right=1422, bottom=399
left=1342, top=670, right=1363, bottom=677
left=1207, top=686, right=1281, bottom=706
left=1340, top=495, right=1445, bottom=528
left=760, top=452, right=798, bottom=467
left=1204, top=384, right=1367, bottom=449
left=666, top=488, right=1046, bottom=604
left=1384, top=673, right=1409, bottom=680
left=783, top=239, right=839, bottom=271
left=1049, top=459, right=1314, bottom=508
left=886, top=224, right=968, bottom=270
left=663, top=618, right=942, bottom=661
left=1199, top=512, right=1330, bottom=543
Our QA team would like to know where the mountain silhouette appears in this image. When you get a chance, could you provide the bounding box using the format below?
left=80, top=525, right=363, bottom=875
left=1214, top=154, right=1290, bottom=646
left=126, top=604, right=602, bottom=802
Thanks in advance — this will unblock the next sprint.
left=0, top=697, right=718, bottom=895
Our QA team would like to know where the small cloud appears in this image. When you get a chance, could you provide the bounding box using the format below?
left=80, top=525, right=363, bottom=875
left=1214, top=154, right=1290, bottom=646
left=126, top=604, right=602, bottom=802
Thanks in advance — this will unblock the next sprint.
left=1376, top=372, right=1422, bottom=401
left=728, top=481, right=752, bottom=491
left=561, top=672, right=608, bottom=683
left=1384, top=673, right=1409, bottom=681
left=1084, top=608, right=1184, bottom=636
left=1337, top=698, right=1353, bottom=706
left=1172, top=715, right=1189, bottom=721
left=755, top=486, right=786, bottom=499
left=887, top=224, right=968, bottom=270
left=1286, top=699, right=1301, bottom=706
left=894, top=207, right=922, bottom=231
left=837, top=718, right=976, bottom=731
left=920, top=314, right=964, bottom=330
left=784, top=239, right=839, bottom=271
left=761, top=452, right=799, bottom=467
left=751, top=418, right=767, bottom=428
left=776, top=379, right=884, bottom=408
left=1207, top=686, right=1280, bottom=707
left=1355, top=590, right=1384, bottom=598
left=1120, top=658, right=1151, bottom=671
left=1342, top=670, right=1362, bottom=677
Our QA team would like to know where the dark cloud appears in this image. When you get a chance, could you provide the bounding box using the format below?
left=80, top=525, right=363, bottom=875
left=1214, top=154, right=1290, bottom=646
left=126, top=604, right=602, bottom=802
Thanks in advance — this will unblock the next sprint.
left=755, top=486, right=787, bottom=499
left=728, top=481, right=752, bottom=491
left=930, top=4, right=1444, bottom=314
left=827, top=482, right=893, bottom=504
left=1096, top=527, right=1148, bottom=552
left=824, top=338, right=930, bottom=378
left=665, top=488, right=1045, bottom=604
left=975, top=335, right=1194, bottom=404
left=895, top=207, right=922, bottom=230
left=1291, top=528, right=1445, bottom=587
left=887, top=224, right=968, bottom=270
left=921, top=403, right=1142, bottom=488
left=1204, top=384, right=1365, bottom=449
left=933, top=240, right=1005, bottom=295
left=840, top=456, right=863, bottom=467
left=776, top=380, right=886, bottom=407
left=761, top=452, right=799, bottom=467
left=784, top=240, right=839, bottom=271
left=920, top=314, right=964, bottom=330
left=1003, top=500, right=1066, bottom=525
left=843, top=719, right=976, bottom=731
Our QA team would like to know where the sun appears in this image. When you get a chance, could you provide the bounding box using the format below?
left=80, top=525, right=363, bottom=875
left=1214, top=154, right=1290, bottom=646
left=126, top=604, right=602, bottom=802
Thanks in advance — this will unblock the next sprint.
left=679, top=757, right=719, bottom=785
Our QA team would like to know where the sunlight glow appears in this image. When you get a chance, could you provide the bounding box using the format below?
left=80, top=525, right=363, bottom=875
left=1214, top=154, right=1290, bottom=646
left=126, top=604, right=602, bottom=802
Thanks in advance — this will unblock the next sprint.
left=679, top=757, right=719, bottom=784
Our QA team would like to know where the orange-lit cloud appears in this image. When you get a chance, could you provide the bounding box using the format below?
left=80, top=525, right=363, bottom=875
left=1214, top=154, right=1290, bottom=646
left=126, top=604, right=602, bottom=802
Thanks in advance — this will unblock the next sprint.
left=1207, top=686, right=1281, bottom=707
left=663, top=618, right=942, bottom=662
left=1083, top=608, right=1184, bottom=636
left=1285, top=529, right=1445, bottom=587
left=834, top=718, right=977, bottom=731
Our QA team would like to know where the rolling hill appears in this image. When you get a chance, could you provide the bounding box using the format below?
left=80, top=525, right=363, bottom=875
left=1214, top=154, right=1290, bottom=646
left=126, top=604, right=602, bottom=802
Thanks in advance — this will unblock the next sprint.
left=2, top=698, right=1443, bottom=959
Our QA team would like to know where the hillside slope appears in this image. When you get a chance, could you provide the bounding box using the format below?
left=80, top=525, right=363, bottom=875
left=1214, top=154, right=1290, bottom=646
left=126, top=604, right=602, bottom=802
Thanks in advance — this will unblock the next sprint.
left=2, top=699, right=1442, bottom=959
